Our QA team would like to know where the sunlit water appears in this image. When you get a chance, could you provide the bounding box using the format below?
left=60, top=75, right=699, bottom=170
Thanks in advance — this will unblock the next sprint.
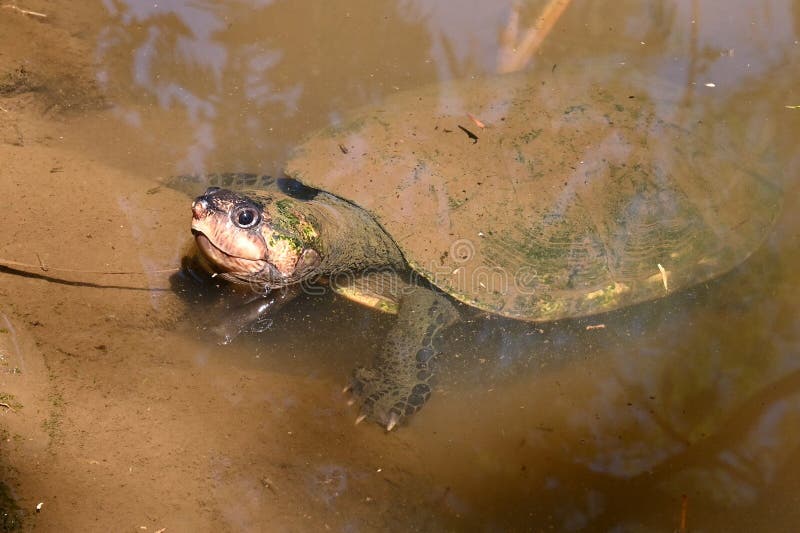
left=1, top=0, right=799, bottom=531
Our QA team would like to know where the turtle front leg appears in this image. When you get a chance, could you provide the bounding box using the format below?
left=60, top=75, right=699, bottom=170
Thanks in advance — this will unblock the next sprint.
left=348, top=285, right=458, bottom=430
left=210, top=285, right=300, bottom=344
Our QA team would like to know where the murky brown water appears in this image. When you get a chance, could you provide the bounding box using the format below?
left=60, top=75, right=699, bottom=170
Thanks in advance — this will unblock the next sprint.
left=1, top=0, right=799, bottom=531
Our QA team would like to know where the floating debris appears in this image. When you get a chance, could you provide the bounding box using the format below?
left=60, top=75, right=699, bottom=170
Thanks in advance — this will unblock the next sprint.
left=657, top=263, right=669, bottom=292
left=467, top=112, right=486, bottom=128
left=457, top=125, right=479, bottom=144
left=679, top=494, right=688, bottom=533
left=2, top=4, right=47, bottom=18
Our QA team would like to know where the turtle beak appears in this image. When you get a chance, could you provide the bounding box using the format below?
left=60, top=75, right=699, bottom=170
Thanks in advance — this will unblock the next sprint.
left=191, top=197, right=209, bottom=220
left=191, top=187, right=224, bottom=222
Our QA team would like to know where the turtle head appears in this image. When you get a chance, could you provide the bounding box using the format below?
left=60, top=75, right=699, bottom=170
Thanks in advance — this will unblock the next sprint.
left=191, top=187, right=322, bottom=288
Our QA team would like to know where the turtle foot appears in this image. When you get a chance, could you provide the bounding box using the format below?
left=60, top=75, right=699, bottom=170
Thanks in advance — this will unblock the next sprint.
left=345, top=366, right=432, bottom=431
left=342, top=284, right=455, bottom=431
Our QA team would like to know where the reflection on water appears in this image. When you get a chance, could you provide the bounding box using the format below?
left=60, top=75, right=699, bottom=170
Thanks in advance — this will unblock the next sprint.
left=92, top=0, right=799, bottom=177
left=3, top=0, right=800, bottom=530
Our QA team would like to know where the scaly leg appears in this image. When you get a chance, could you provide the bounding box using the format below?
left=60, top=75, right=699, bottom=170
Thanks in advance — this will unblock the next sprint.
left=349, top=285, right=458, bottom=430
left=211, top=285, right=300, bottom=344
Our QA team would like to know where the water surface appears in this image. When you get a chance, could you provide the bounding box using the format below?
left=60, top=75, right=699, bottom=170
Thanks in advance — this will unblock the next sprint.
left=0, top=0, right=799, bottom=530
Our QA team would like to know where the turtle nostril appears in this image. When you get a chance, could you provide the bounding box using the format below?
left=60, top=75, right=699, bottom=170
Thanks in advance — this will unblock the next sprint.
left=192, top=198, right=209, bottom=219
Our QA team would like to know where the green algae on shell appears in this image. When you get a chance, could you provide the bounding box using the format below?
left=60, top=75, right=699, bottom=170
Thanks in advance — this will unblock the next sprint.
left=285, top=63, right=782, bottom=321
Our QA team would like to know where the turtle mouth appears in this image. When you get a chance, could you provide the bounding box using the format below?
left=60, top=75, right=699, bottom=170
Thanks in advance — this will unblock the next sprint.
left=191, top=229, right=268, bottom=276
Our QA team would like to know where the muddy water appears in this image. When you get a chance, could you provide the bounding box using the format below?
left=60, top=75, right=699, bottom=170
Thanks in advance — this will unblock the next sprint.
left=1, top=0, right=799, bottom=531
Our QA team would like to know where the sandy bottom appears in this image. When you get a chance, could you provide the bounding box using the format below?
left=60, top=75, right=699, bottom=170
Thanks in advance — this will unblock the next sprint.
left=0, top=8, right=442, bottom=531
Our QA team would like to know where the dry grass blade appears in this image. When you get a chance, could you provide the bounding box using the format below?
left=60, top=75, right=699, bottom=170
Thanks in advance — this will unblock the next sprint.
left=2, top=4, right=47, bottom=18
left=657, top=263, right=669, bottom=292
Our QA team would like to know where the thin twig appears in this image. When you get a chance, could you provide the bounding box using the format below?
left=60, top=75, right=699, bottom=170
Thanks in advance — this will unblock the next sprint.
left=0, top=257, right=179, bottom=275
left=2, top=4, right=47, bottom=18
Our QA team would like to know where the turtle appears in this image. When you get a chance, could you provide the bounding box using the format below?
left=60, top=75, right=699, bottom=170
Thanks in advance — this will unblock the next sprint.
left=188, top=64, right=781, bottom=430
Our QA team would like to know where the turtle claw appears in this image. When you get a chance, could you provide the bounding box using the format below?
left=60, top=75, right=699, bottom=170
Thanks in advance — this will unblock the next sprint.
left=386, top=412, right=400, bottom=432
left=342, top=384, right=353, bottom=394
left=344, top=366, right=421, bottom=431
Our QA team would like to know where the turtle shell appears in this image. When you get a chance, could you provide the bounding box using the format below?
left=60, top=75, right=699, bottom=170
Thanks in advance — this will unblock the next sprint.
left=286, top=65, right=781, bottom=321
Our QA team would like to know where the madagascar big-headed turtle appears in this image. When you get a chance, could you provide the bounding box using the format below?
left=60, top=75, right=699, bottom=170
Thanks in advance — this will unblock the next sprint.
left=189, top=66, right=781, bottom=430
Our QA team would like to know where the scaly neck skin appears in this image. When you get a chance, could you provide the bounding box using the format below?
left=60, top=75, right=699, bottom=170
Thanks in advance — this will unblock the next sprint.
left=307, top=191, right=406, bottom=275
left=244, top=187, right=406, bottom=277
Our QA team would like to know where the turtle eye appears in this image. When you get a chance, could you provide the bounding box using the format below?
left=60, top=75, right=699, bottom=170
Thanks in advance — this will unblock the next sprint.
left=233, top=207, right=260, bottom=229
